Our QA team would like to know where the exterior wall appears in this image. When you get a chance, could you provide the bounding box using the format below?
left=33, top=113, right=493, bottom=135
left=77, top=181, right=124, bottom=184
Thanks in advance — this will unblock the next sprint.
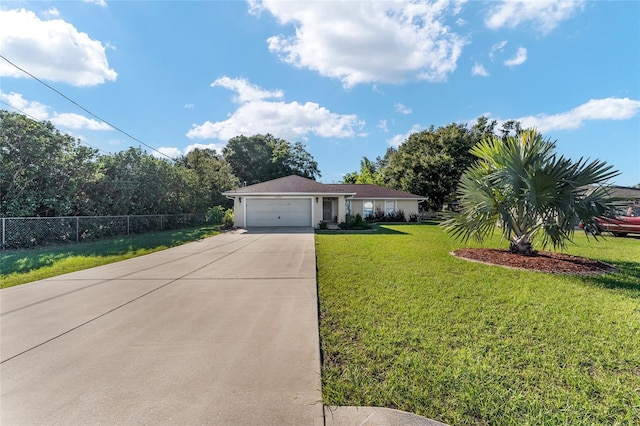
left=337, top=196, right=346, bottom=223
left=396, top=200, right=420, bottom=219
left=233, top=197, right=244, bottom=227
left=313, top=197, right=323, bottom=227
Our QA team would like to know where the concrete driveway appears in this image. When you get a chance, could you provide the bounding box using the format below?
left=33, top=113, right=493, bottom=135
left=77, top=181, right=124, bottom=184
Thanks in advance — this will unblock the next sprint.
left=1, top=227, right=323, bottom=425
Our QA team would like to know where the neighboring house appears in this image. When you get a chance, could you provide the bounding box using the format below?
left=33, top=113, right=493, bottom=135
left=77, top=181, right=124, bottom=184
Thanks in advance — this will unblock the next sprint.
left=606, top=185, right=640, bottom=207
left=222, top=175, right=424, bottom=228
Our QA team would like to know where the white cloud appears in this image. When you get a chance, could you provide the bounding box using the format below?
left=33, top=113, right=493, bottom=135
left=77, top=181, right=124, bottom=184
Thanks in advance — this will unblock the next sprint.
left=516, top=98, right=640, bottom=132
left=504, top=47, right=527, bottom=67
left=472, top=63, right=489, bottom=77
left=387, top=124, right=422, bottom=148
left=188, top=76, right=364, bottom=141
left=394, top=103, right=413, bottom=115
left=0, top=90, right=49, bottom=120
left=0, top=9, right=117, bottom=86
left=212, top=76, right=283, bottom=103
left=50, top=112, right=111, bottom=131
left=485, top=0, right=584, bottom=34
left=184, top=103, right=195, bottom=109
left=44, top=8, right=60, bottom=18
left=83, top=0, right=107, bottom=7
left=252, top=0, right=467, bottom=87
left=153, top=147, right=182, bottom=160
left=378, top=119, right=389, bottom=133
left=489, top=40, right=507, bottom=61
left=0, top=90, right=112, bottom=131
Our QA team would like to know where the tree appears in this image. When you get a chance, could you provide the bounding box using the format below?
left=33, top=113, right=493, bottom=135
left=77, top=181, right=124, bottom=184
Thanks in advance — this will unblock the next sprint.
left=223, top=134, right=320, bottom=184
left=179, top=148, right=239, bottom=208
left=0, top=110, right=99, bottom=217
left=442, top=130, right=619, bottom=255
left=342, top=156, right=386, bottom=185
left=384, top=122, right=481, bottom=210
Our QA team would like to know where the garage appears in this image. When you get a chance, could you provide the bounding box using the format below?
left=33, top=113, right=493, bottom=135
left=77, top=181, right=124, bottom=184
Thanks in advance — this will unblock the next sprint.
left=245, top=198, right=312, bottom=227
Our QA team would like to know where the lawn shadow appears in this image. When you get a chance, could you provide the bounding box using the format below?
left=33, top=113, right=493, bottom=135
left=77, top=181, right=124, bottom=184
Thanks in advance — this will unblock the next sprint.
left=316, top=225, right=408, bottom=235
left=578, top=259, right=640, bottom=295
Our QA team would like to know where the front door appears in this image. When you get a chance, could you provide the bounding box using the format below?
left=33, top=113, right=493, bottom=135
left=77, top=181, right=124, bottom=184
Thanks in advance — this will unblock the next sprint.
left=323, top=199, right=332, bottom=221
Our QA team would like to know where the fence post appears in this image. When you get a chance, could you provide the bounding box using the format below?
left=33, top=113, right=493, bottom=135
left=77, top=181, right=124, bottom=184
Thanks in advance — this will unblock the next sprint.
left=127, top=216, right=130, bottom=235
left=76, top=217, right=79, bottom=242
left=160, top=215, right=163, bottom=230
left=2, top=218, right=5, bottom=249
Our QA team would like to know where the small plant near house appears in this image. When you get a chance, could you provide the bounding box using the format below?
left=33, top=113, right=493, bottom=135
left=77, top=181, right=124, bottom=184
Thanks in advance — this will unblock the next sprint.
left=408, top=212, right=419, bottom=222
left=318, top=220, right=328, bottom=229
left=338, top=213, right=371, bottom=230
left=206, top=205, right=226, bottom=225
left=222, top=208, right=234, bottom=229
left=365, top=209, right=407, bottom=223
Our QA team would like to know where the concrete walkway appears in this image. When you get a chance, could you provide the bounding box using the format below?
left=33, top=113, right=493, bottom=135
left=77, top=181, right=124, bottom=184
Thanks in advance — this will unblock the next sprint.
left=1, top=227, right=323, bottom=425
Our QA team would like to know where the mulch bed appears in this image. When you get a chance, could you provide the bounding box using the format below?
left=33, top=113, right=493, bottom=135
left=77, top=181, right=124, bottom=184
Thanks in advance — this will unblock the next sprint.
left=453, top=248, right=617, bottom=275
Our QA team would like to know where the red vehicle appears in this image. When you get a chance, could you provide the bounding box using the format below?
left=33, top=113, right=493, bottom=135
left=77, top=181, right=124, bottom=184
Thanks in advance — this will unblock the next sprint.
left=582, top=206, right=640, bottom=237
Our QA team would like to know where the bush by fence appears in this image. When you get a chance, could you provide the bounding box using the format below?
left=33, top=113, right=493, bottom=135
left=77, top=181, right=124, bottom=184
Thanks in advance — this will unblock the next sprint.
left=1, top=214, right=207, bottom=250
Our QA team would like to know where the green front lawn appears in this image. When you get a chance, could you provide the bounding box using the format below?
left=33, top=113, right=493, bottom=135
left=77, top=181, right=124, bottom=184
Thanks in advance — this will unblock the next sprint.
left=0, top=226, right=220, bottom=289
left=316, top=223, right=640, bottom=425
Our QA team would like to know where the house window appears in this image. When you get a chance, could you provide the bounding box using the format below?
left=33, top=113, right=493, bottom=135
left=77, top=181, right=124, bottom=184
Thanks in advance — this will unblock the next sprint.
left=345, top=200, right=351, bottom=216
left=384, top=200, right=395, bottom=215
left=363, top=201, right=374, bottom=218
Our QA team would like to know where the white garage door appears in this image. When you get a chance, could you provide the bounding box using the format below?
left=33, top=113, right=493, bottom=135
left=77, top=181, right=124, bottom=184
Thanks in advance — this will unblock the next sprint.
left=246, top=198, right=312, bottom=227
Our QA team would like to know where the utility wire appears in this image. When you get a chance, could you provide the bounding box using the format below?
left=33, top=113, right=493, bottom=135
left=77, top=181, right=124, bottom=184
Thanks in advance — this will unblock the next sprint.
left=0, top=54, right=177, bottom=161
left=0, top=100, right=111, bottom=156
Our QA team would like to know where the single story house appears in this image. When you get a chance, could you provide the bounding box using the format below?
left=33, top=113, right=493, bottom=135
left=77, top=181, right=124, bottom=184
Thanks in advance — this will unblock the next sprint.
left=222, top=175, right=425, bottom=228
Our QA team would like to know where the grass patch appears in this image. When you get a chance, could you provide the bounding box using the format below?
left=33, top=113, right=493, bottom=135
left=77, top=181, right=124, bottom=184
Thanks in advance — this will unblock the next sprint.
left=1, top=226, right=220, bottom=289
left=316, top=223, right=640, bottom=425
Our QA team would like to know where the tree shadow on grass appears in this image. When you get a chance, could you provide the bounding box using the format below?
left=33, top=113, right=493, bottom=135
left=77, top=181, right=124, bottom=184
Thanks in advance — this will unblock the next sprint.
left=316, top=225, right=408, bottom=236
left=578, top=260, right=640, bottom=296
left=0, top=226, right=220, bottom=275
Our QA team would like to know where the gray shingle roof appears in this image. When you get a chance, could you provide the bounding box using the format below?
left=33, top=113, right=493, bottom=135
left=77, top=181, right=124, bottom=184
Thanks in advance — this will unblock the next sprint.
left=222, top=175, right=424, bottom=199
left=326, top=184, right=424, bottom=199
left=222, top=175, right=353, bottom=195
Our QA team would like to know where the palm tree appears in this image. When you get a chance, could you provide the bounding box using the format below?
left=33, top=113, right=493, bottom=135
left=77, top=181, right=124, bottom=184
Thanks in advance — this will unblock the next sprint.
left=442, top=130, right=619, bottom=255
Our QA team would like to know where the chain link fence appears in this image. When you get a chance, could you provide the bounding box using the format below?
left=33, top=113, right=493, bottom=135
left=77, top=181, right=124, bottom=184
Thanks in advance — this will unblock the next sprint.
left=1, top=214, right=207, bottom=250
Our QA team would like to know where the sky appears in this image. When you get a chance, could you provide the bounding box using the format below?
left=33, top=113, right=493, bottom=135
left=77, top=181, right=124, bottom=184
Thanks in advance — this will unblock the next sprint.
left=1, top=0, right=639, bottom=186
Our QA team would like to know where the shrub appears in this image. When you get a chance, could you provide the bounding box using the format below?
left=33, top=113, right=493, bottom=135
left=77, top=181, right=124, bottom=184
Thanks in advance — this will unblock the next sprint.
left=338, top=213, right=371, bottom=230
left=206, top=205, right=226, bottom=225
left=318, top=220, right=328, bottom=229
left=222, top=209, right=234, bottom=228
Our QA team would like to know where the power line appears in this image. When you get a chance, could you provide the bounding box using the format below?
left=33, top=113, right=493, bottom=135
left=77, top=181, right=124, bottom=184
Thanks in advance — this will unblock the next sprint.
left=0, top=100, right=111, bottom=156
left=0, top=53, right=177, bottom=161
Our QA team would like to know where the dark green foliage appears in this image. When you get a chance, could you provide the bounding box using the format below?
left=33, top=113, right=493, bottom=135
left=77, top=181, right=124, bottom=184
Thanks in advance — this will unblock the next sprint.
left=365, top=209, right=406, bottom=223
left=1, top=110, right=100, bottom=216
left=338, top=213, right=371, bottom=230
left=223, top=134, right=320, bottom=184
left=384, top=119, right=496, bottom=211
left=442, top=130, right=619, bottom=254
left=0, top=111, right=240, bottom=217
left=206, top=205, right=226, bottom=225
left=318, top=220, right=329, bottom=229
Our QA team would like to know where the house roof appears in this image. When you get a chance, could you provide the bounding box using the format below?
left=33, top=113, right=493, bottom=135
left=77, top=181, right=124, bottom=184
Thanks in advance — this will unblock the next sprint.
left=222, top=175, right=424, bottom=200
left=222, top=175, right=354, bottom=195
left=326, top=184, right=424, bottom=199
left=606, top=186, right=640, bottom=203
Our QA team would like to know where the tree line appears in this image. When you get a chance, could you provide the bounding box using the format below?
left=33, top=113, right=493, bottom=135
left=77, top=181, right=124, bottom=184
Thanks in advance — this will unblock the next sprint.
left=0, top=111, right=319, bottom=217
left=343, top=117, right=526, bottom=211
left=2, top=109, right=556, bottom=219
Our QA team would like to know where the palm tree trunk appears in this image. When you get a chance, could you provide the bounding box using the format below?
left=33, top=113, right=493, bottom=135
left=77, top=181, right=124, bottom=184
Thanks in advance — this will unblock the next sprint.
left=510, top=234, right=536, bottom=256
